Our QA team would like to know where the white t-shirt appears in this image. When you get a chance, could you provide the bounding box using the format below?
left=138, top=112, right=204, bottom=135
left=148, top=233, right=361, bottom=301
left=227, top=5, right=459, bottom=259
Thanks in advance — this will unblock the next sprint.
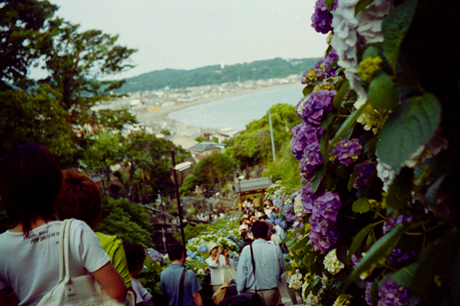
left=205, top=255, right=234, bottom=285
left=0, top=220, right=110, bottom=306
left=131, top=278, right=153, bottom=306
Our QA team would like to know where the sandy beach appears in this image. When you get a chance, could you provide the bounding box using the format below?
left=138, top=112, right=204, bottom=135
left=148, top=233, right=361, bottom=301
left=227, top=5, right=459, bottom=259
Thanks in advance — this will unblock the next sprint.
left=136, top=83, right=300, bottom=121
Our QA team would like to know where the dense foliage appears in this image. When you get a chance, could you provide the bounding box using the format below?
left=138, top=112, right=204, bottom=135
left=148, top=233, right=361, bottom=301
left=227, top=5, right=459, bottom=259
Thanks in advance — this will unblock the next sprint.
left=279, top=0, right=460, bottom=305
left=117, top=57, right=321, bottom=93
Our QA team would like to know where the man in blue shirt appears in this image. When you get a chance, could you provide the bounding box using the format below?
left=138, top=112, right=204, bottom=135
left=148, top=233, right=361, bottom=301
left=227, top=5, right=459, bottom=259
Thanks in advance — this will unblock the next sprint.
left=161, top=243, right=204, bottom=306
left=236, top=221, right=286, bottom=306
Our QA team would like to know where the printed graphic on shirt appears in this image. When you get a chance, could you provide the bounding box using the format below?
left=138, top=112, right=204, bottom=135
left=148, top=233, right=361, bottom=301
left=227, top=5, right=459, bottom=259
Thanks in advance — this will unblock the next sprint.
left=25, top=228, right=60, bottom=244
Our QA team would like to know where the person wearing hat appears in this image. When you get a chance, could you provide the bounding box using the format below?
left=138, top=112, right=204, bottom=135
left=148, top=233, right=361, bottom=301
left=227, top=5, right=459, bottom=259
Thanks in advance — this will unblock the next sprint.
left=205, top=242, right=233, bottom=293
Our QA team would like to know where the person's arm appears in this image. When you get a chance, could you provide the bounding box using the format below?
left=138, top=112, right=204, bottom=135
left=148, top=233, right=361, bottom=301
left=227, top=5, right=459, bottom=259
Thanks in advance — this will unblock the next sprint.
left=192, top=292, right=204, bottom=306
left=91, top=262, right=127, bottom=302
left=236, top=248, right=248, bottom=293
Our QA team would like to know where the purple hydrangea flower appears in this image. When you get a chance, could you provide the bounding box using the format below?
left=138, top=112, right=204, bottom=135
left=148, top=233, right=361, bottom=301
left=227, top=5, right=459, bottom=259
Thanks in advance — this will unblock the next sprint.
left=331, top=138, right=361, bottom=166
left=301, top=183, right=317, bottom=214
left=311, top=0, right=338, bottom=34
left=314, top=59, right=325, bottom=69
left=308, top=191, right=341, bottom=252
left=383, top=214, right=413, bottom=234
left=300, top=142, right=324, bottom=173
left=283, top=204, right=296, bottom=223
left=323, top=49, right=340, bottom=78
left=378, top=278, right=410, bottom=306
left=301, top=90, right=336, bottom=126
left=351, top=254, right=361, bottom=268
left=290, top=123, right=325, bottom=160
left=389, top=248, right=410, bottom=266
left=301, top=68, right=324, bottom=86
left=353, top=162, right=377, bottom=189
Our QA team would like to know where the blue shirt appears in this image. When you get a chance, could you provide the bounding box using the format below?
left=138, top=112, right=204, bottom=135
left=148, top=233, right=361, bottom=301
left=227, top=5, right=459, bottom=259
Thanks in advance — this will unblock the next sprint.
left=160, top=263, right=202, bottom=306
left=236, top=239, right=286, bottom=293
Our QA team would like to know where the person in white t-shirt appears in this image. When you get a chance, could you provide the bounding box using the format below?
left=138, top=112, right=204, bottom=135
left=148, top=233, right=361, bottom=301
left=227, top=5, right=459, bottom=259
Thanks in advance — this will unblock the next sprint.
left=0, top=143, right=127, bottom=306
left=124, top=242, right=153, bottom=306
left=205, top=242, right=234, bottom=293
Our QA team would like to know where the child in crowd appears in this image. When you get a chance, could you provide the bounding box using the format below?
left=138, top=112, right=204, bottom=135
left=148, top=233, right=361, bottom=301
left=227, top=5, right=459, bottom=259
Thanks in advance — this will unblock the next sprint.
left=124, top=242, right=153, bottom=306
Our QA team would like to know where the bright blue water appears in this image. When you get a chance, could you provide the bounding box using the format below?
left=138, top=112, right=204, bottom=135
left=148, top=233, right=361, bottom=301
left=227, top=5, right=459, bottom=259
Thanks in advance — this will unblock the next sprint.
left=168, top=85, right=304, bottom=132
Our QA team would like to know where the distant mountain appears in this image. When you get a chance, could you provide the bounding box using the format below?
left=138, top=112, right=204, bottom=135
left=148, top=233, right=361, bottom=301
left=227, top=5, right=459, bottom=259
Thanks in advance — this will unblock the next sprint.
left=117, top=57, right=321, bottom=93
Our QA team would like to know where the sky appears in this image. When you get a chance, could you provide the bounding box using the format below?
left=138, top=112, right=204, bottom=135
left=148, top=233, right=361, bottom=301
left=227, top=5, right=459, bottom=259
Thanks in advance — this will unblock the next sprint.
left=49, top=0, right=327, bottom=79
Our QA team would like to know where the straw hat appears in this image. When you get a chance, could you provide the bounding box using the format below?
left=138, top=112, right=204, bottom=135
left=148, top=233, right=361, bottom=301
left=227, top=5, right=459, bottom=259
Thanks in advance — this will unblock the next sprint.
left=206, top=242, right=218, bottom=254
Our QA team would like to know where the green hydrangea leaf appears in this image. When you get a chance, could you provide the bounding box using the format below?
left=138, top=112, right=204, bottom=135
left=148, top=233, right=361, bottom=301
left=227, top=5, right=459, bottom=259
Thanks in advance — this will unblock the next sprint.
left=390, top=263, right=419, bottom=288
left=355, top=0, right=375, bottom=16
left=303, top=85, right=314, bottom=97
left=382, top=0, right=418, bottom=73
left=352, top=197, right=372, bottom=214
left=346, top=223, right=375, bottom=265
left=369, top=73, right=398, bottom=110
left=376, top=93, right=441, bottom=172
left=333, top=80, right=350, bottom=109
left=325, top=0, right=335, bottom=10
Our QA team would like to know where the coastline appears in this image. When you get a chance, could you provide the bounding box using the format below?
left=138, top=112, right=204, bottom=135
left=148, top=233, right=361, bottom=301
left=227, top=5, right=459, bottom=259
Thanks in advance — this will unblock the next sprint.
left=136, top=83, right=300, bottom=121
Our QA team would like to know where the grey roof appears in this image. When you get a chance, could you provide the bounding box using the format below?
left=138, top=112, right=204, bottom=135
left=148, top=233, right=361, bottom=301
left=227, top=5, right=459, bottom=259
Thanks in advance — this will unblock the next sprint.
left=235, top=177, right=273, bottom=193
left=187, top=142, right=225, bottom=152
left=164, top=133, right=177, bottom=141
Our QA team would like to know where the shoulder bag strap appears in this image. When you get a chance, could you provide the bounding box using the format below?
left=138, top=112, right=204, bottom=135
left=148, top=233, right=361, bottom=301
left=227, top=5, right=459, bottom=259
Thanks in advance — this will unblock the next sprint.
left=249, top=244, right=257, bottom=293
left=177, top=268, right=187, bottom=306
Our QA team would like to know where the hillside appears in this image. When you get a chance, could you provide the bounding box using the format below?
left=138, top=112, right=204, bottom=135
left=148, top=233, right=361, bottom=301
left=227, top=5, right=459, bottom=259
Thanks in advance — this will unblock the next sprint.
left=118, top=57, right=321, bottom=93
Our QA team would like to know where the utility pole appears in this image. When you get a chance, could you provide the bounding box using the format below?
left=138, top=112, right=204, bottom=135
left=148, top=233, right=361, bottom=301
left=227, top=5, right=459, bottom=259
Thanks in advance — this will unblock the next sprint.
left=170, top=150, right=186, bottom=248
left=268, top=109, right=276, bottom=162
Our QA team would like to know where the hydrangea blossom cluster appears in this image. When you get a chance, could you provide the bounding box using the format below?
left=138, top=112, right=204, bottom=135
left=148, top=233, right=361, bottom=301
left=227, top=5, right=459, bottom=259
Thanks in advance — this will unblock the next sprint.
left=383, top=214, right=413, bottom=234
left=293, top=192, right=305, bottom=216
left=311, top=0, right=338, bottom=34
left=288, top=271, right=304, bottom=290
left=377, top=160, right=396, bottom=192
left=300, top=90, right=336, bottom=125
left=309, top=191, right=342, bottom=252
left=283, top=204, right=296, bottom=223
left=353, top=162, right=377, bottom=189
left=301, top=274, right=327, bottom=305
left=365, top=282, right=373, bottom=306
left=323, top=248, right=345, bottom=274
left=290, top=122, right=324, bottom=160
left=301, top=183, right=317, bottom=214
left=313, top=81, right=335, bottom=92
left=378, top=278, right=410, bottom=306
left=389, top=248, right=410, bottom=266
left=148, top=248, right=167, bottom=265
left=323, top=49, right=340, bottom=78
left=301, top=68, right=324, bottom=86
left=300, top=142, right=324, bottom=174
left=331, top=138, right=362, bottom=166
left=357, top=103, right=388, bottom=133
left=333, top=294, right=352, bottom=306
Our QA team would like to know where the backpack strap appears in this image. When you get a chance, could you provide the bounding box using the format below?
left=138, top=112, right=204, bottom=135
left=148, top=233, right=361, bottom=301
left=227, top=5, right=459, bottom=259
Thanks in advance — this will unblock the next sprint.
left=177, top=268, right=187, bottom=306
left=249, top=244, right=257, bottom=293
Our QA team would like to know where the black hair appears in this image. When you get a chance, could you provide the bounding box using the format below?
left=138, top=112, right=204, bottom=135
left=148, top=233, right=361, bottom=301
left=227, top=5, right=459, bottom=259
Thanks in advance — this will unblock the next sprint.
left=123, top=242, right=146, bottom=272
left=168, top=243, right=185, bottom=261
left=0, top=143, right=62, bottom=237
left=251, top=221, right=269, bottom=239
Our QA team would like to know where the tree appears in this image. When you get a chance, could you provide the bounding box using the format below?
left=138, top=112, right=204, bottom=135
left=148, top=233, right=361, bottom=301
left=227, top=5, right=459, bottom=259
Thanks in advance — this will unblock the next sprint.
left=0, top=0, right=57, bottom=90
left=193, top=153, right=235, bottom=189
left=226, top=103, right=301, bottom=167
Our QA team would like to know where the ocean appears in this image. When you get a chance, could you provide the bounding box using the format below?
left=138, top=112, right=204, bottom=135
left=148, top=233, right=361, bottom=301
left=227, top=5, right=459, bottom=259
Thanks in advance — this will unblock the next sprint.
left=168, top=85, right=304, bottom=132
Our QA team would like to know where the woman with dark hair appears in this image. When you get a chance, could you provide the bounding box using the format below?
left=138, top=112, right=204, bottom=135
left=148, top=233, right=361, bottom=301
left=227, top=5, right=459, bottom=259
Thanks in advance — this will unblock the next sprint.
left=124, top=242, right=153, bottom=306
left=0, top=143, right=126, bottom=306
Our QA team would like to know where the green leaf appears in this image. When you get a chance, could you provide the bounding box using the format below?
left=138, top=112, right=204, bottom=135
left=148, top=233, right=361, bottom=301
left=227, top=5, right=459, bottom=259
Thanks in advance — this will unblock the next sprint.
left=355, top=0, right=375, bottom=16
left=390, top=263, right=419, bottom=288
left=346, top=223, right=375, bottom=265
left=352, top=197, right=372, bottom=214
left=382, top=0, right=418, bottom=73
left=320, top=112, right=334, bottom=128
left=333, top=80, right=350, bottom=109
left=376, top=94, right=441, bottom=172
left=344, top=223, right=411, bottom=289
left=311, top=165, right=326, bottom=193
left=330, top=100, right=370, bottom=149
left=371, top=279, right=379, bottom=306
left=369, top=73, right=398, bottom=110
left=325, top=0, right=335, bottom=10
left=303, top=85, right=314, bottom=97
left=386, top=167, right=413, bottom=213
left=325, top=59, right=338, bottom=71
left=348, top=166, right=358, bottom=191
left=425, top=175, right=445, bottom=207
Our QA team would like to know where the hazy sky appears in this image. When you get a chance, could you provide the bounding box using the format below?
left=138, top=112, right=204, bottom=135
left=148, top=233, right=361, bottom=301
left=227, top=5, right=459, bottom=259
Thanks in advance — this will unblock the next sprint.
left=49, top=0, right=327, bottom=79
